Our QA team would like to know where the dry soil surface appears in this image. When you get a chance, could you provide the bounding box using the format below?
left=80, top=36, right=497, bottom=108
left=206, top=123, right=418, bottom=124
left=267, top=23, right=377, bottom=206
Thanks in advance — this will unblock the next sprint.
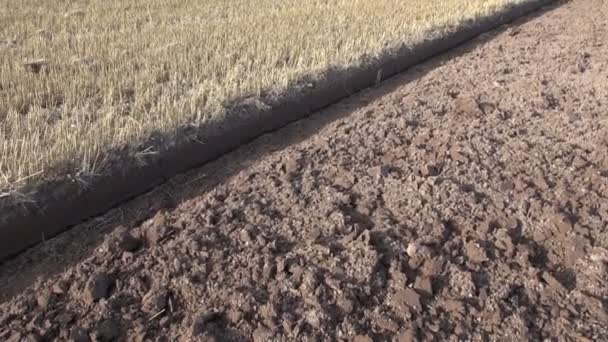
left=2, top=1, right=608, bottom=341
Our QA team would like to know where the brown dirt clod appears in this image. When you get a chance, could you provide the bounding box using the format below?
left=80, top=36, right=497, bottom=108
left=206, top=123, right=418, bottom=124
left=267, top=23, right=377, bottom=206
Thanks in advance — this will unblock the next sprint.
left=84, top=271, right=112, bottom=304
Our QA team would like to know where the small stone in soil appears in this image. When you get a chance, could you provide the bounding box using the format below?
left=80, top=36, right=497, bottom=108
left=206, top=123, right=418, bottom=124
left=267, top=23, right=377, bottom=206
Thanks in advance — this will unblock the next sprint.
left=551, top=212, right=573, bottom=234
left=252, top=325, right=273, bottom=342
left=239, top=229, right=253, bottom=244
left=407, top=241, right=433, bottom=259
left=159, top=316, right=171, bottom=328
left=414, top=276, right=433, bottom=296
left=449, top=267, right=476, bottom=298
left=283, top=156, right=301, bottom=177
left=337, top=296, right=355, bottom=314
left=52, top=281, right=68, bottom=295
left=395, top=288, right=422, bottom=313
left=443, top=299, right=465, bottom=315
left=305, top=309, right=324, bottom=329
left=464, top=240, right=488, bottom=264
left=376, top=317, right=399, bottom=332
left=542, top=272, right=567, bottom=293
left=494, top=228, right=515, bottom=257
left=420, top=257, right=444, bottom=277
left=36, top=292, right=52, bottom=309
left=454, top=96, right=482, bottom=117
left=145, top=225, right=169, bottom=246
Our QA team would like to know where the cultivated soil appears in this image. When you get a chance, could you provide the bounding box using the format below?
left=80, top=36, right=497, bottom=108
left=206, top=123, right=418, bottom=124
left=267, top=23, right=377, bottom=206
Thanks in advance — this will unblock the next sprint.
left=1, top=0, right=608, bottom=341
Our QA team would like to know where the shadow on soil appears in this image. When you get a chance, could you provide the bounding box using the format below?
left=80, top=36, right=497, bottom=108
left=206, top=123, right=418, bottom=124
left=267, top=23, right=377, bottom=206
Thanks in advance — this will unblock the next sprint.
left=0, top=3, right=562, bottom=303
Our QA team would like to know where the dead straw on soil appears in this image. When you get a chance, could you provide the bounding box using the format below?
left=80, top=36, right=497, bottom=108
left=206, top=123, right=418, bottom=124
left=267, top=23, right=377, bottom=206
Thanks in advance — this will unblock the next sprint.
left=0, top=0, right=528, bottom=194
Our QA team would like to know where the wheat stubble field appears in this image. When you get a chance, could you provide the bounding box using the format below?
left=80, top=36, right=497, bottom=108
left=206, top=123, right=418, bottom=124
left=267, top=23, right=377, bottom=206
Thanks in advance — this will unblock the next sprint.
left=0, top=0, right=529, bottom=194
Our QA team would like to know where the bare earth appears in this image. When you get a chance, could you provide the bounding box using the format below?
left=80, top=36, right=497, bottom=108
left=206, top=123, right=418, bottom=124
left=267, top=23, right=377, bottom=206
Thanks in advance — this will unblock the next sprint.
left=1, top=1, right=608, bottom=341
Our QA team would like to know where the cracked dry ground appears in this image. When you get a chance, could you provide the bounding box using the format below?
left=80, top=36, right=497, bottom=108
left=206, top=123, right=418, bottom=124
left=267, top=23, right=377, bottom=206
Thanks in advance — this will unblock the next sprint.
left=2, top=1, right=608, bottom=341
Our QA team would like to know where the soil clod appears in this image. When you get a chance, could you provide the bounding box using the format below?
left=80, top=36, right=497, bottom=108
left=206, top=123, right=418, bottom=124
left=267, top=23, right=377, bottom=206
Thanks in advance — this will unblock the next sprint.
left=84, top=272, right=112, bottom=304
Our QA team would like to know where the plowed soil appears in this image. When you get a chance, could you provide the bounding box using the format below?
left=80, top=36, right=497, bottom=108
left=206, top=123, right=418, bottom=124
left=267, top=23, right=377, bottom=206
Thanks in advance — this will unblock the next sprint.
left=2, top=0, right=608, bottom=341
